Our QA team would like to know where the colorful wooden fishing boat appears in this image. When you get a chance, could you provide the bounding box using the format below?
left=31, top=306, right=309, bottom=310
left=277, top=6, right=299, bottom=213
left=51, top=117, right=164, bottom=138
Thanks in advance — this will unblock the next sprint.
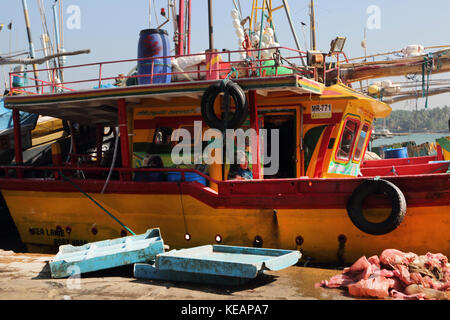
left=0, top=1, right=448, bottom=264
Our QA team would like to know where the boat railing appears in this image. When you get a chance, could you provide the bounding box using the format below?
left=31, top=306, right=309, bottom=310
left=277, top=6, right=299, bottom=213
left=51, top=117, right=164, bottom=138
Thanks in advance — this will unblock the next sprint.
left=0, top=162, right=338, bottom=195
left=0, top=164, right=221, bottom=185
left=7, top=46, right=326, bottom=96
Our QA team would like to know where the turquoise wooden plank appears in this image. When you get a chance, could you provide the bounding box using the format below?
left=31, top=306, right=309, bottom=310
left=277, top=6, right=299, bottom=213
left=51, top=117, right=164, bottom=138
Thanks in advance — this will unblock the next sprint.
left=134, top=263, right=253, bottom=286
left=134, top=244, right=301, bottom=285
left=49, top=228, right=164, bottom=278
left=157, top=253, right=260, bottom=278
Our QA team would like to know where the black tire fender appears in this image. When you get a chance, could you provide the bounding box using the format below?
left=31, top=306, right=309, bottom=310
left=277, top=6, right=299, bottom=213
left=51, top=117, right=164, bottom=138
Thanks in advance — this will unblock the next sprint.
left=346, top=179, right=407, bottom=235
left=201, top=80, right=248, bottom=130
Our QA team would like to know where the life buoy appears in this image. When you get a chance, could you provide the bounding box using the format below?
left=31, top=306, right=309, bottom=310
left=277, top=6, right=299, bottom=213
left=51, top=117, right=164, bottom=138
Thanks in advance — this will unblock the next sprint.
left=201, top=80, right=248, bottom=130
left=346, top=179, right=406, bottom=235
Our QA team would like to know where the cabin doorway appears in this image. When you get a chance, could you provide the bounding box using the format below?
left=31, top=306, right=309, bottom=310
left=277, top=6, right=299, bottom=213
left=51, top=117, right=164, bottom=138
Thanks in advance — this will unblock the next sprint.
left=262, top=113, right=296, bottom=179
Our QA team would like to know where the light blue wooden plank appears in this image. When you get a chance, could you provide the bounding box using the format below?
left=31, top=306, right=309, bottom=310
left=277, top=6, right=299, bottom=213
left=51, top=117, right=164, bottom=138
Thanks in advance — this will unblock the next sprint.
left=156, top=255, right=260, bottom=278
left=195, top=252, right=271, bottom=264
left=212, top=245, right=295, bottom=257
left=154, top=245, right=301, bottom=278
left=49, top=228, right=164, bottom=278
left=262, top=251, right=301, bottom=271
left=134, top=263, right=255, bottom=286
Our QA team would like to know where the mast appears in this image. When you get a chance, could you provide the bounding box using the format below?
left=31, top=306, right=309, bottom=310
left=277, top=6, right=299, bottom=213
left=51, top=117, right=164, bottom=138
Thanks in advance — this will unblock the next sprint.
left=282, top=0, right=306, bottom=66
left=187, top=0, right=191, bottom=54
left=52, top=1, right=64, bottom=83
left=21, top=0, right=40, bottom=93
left=40, top=34, right=53, bottom=83
left=208, top=0, right=214, bottom=51
left=148, top=0, right=151, bottom=27
left=177, top=0, right=185, bottom=56
left=38, top=0, right=56, bottom=84
left=309, top=0, right=317, bottom=51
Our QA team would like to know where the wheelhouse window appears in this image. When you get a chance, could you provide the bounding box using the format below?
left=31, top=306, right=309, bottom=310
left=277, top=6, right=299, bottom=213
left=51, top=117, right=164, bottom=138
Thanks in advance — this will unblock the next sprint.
left=353, top=124, right=370, bottom=162
left=336, top=118, right=359, bottom=161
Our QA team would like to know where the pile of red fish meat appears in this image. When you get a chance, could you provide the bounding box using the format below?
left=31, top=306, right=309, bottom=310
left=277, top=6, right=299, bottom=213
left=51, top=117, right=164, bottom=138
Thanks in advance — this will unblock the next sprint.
left=316, top=249, right=450, bottom=300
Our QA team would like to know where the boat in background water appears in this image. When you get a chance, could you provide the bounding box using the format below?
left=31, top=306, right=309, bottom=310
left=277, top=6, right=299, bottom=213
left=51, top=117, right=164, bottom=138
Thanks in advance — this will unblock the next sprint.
left=0, top=96, right=66, bottom=166
left=372, top=128, right=393, bottom=139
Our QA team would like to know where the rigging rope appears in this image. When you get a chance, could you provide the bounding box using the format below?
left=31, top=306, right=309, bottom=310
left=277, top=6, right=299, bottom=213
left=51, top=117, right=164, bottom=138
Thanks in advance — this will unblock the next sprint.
left=177, top=182, right=189, bottom=238
left=101, top=127, right=119, bottom=194
left=60, top=170, right=136, bottom=236
left=421, top=53, right=433, bottom=109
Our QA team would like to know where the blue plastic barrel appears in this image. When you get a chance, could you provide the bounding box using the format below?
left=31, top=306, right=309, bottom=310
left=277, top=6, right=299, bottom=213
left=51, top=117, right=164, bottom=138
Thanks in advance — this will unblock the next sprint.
left=137, top=29, right=171, bottom=85
left=167, top=172, right=207, bottom=186
left=384, top=147, right=408, bottom=159
left=12, top=76, right=24, bottom=88
left=12, top=65, right=28, bottom=88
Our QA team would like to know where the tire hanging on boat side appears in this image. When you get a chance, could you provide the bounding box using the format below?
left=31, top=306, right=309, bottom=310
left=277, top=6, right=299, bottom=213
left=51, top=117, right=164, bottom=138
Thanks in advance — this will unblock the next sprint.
left=346, top=179, right=407, bottom=235
left=201, top=80, right=248, bottom=130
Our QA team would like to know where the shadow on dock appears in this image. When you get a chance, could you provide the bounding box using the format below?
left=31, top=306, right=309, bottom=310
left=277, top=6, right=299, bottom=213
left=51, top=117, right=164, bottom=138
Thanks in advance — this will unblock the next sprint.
left=131, top=272, right=278, bottom=295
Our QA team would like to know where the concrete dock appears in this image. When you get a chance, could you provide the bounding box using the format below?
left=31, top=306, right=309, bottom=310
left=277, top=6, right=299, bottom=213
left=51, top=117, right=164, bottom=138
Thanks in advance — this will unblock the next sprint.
left=0, top=207, right=353, bottom=301
left=0, top=249, right=354, bottom=300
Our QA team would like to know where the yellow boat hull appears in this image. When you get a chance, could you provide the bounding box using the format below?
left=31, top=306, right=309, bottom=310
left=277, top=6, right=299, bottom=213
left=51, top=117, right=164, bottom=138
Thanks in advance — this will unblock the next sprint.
left=3, top=189, right=449, bottom=263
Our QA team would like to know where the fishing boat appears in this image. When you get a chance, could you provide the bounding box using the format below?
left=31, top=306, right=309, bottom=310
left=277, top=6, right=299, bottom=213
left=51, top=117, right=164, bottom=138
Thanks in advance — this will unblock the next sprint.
left=0, top=1, right=448, bottom=264
left=372, top=128, right=393, bottom=139
left=0, top=95, right=67, bottom=164
left=0, top=0, right=85, bottom=167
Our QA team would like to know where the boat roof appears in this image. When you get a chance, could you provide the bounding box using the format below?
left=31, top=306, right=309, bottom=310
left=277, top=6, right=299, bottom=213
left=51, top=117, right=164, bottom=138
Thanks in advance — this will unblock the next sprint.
left=3, top=75, right=391, bottom=126
left=320, top=84, right=392, bottom=118
left=3, top=75, right=324, bottom=126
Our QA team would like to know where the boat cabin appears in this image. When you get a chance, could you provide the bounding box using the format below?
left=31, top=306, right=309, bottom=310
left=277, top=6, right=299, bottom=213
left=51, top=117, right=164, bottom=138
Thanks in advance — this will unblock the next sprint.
left=2, top=46, right=391, bottom=185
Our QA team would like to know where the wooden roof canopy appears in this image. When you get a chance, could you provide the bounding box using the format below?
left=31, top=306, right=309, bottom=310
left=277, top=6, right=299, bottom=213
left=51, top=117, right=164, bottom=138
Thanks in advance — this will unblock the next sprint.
left=3, top=75, right=324, bottom=126
left=4, top=74, right=392, bottom=126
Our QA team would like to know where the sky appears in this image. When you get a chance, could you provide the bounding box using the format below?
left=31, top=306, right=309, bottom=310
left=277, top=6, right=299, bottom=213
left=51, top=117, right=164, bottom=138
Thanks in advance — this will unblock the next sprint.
left=1, top=0, right=449, bottom=110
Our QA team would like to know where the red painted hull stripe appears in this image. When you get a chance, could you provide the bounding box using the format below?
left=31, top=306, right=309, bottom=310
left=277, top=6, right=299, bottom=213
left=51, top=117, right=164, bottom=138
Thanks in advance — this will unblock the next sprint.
left=0, top=174, right=448, bottom=209
left=361, top=156, right=436, bottom=168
